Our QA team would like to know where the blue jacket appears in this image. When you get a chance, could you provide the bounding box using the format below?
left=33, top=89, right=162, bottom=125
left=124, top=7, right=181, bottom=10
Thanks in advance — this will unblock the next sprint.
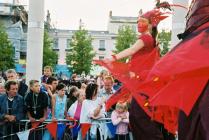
left=0, top=93, right=24, bottom=122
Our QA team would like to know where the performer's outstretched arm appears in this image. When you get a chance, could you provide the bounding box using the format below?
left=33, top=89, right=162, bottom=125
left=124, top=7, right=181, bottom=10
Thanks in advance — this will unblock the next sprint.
left=112, top=39, right=145, bottom=61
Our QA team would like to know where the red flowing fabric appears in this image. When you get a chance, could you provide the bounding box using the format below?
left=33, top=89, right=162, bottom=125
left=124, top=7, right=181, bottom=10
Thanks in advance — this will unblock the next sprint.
left=152, top=106, right=179, bottom=134
left=141, top=26, right=209, bottom=116
left=132, top=27, right=209, bottom=133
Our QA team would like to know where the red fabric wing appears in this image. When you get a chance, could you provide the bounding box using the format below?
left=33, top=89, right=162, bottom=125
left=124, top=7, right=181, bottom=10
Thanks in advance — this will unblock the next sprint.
left=144, top=29, right=209, bottom=115
left=105, top=87, right=131, bottom=111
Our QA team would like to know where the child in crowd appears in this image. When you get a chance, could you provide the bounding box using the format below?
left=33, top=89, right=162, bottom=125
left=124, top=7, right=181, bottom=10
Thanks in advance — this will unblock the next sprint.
left=52, top=83, right=67, bottom=120
left=43, top=83, right=67, bottom=140
left=41, top=66, right=53, bottom=83
left=111, top=101, right=129, bottom=140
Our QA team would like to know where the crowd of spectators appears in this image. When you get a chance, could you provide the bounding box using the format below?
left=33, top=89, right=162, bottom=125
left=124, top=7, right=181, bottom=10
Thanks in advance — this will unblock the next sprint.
left=0, top=66, right=130, bottom=140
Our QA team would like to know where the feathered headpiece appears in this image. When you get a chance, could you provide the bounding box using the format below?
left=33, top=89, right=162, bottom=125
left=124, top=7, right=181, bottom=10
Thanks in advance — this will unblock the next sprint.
left=140, top=9, right=169, bottom=27
left=139, top=0, right=188, bottom=27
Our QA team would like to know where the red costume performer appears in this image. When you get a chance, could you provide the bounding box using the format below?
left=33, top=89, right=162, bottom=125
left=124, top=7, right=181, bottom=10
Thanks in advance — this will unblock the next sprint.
left=95, top=8, right=177, bottom=140
left=95, top=0, right=209, bottom=139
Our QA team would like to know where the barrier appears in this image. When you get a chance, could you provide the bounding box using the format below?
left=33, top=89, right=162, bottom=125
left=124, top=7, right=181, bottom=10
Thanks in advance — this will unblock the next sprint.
left=0, top=119, right=76, bottom=140
left=0, top=118, right=133, bottom=140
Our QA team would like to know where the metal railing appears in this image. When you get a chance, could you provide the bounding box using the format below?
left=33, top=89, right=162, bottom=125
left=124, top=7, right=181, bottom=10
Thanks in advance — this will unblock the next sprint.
left=0, top=118, right=134, bottom=140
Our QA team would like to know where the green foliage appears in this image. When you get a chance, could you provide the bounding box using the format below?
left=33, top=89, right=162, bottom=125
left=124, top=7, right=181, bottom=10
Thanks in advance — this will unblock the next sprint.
left=66, top=28, right=95, bottom=75
left=157, top=30, right=171, bottom=56
left=114, top=25, right=137, bottom=62
left=43, top=30, right=58, bottom=68
left=0, top=23, right=15, bottom=71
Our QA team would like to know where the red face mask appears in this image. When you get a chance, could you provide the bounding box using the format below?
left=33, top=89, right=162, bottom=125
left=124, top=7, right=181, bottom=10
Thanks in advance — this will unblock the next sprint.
left=137, top=19, right=149, bottom=33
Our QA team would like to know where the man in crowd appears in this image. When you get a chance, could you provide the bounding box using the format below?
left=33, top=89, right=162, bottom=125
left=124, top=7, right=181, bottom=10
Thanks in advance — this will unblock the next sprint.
left=25, top=80, right=48, bottom=140
left=0, top=81, right=24, bottom=140
left=5, top=69, right=28, bottom=98
left=98, top=75, right=115, bottom=101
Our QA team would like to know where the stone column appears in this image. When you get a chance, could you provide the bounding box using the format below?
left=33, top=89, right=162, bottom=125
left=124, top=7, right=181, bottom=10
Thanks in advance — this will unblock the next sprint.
left=26, top=0, right=44, bottom=84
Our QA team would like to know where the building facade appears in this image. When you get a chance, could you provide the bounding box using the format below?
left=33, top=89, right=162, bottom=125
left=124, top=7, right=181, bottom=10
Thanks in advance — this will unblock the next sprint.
left=0, top=2, right=138, bottom=65
left=50, top=11, right=138, bottom=64
left=0, top=2, right=27, bottom=63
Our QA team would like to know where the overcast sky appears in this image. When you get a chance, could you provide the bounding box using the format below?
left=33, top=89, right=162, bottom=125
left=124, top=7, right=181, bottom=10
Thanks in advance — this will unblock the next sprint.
left=2, top=0, right=173, bottom=30
left=44, top=0, right=157, bottom=30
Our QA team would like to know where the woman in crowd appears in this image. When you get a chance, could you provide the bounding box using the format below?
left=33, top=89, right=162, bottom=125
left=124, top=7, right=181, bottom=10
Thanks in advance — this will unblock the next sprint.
left=68, top=90, right=85, bottom=120
left=68, top=90, right=86, bottom=140
left=80, top=83, right=106, bottom=140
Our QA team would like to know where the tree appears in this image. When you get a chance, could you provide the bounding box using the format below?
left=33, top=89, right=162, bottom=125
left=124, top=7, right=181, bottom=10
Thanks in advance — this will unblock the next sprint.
left=158, top=30, right=171, bottom=56
left=0, top=23, right=15, bottom=71
left=66, top=28, right=95, bottom=74
left=114, top=25, right=137, bottom=62
left=43, top=30, right=58, bottom=68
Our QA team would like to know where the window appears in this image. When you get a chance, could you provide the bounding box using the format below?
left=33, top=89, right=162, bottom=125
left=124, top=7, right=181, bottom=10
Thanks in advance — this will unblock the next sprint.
left=53, top=39, right=58, bottom=49
left=118, top=25, right=123, bottom=30
left=66, top=39, right=71, bottom=49
left=99, top=56, right=105, bottom=60
left=99, top=40, right=105, bottom=51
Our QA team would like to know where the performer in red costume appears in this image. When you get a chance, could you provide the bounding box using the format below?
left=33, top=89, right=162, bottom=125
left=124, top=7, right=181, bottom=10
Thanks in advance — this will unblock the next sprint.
left=94, top=3, right=191, bottom=139
left=126, top=10, right=165, bottom=140
left=96, top=9, right=171, bottom=140
left=95, top=0, right=209, bottom=139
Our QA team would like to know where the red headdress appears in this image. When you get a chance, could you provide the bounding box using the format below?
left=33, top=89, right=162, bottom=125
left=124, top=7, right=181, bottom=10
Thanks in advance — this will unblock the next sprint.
left=139, top=0, right=188, bottom=28
left=140, top=9, right=169, bottom=27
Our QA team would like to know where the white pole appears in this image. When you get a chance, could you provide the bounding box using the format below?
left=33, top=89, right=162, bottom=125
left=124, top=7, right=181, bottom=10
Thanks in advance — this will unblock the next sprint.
left=26, top=0, right=44, bottom=84
left=170, top=0, right=188, bottom=48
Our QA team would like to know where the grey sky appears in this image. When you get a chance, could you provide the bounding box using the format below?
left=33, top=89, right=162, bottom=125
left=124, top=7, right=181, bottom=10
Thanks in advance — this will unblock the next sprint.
left=2, top=0, right=173, bottom=30
left=44, top=0, right=156, bottom=30
left=47, top=0, right=175, bottom=31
